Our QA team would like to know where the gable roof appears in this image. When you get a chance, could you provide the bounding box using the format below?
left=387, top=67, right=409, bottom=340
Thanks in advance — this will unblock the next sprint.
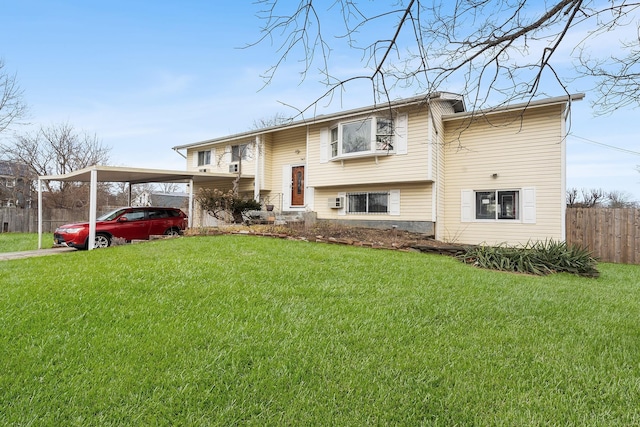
left=172, top=92, right=465, bottom=151
left=0, top=160, right=33, bottom=178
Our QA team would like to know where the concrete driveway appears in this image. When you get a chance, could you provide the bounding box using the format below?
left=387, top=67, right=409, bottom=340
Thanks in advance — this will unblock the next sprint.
left=0, top=247, right=77, bottom=261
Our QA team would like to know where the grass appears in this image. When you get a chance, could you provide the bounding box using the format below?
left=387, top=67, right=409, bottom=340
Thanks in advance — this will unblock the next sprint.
left=1, top=234, right=640, bottom=425
left=0, top=232, right=53, bottom=252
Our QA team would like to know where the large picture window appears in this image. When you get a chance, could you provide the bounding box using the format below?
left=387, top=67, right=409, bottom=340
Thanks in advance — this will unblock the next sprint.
left=331, top=117, right=394, bottom=158
left=475, top=190, right=519, bottom=220
left=347, top=192, right=389, bottom=214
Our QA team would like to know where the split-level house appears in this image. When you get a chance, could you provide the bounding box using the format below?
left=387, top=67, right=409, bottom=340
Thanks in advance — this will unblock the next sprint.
left=173, top=92, right=582, bottom=246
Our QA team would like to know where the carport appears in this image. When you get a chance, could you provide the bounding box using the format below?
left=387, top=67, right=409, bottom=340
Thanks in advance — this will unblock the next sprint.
left=37, top=165, right=240, bottom=250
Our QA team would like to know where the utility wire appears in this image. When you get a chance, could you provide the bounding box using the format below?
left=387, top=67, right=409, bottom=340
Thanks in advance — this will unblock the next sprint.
left=570, top=135, right=640, bottom=156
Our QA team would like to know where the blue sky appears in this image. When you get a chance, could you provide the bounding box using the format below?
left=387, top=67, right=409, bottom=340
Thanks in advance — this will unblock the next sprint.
left=2, top=1, right=639, bottom=202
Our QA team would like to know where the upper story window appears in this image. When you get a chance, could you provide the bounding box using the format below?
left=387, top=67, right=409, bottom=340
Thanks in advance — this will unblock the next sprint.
left=332, top=117, right=394, bottom=158
left=232, top=143, right=251, bottom=162
left=320, top=113, right=407, bottom=163
left=197, top=150, right=211, bottom=166
left=1, top=178, right=16, bottom=188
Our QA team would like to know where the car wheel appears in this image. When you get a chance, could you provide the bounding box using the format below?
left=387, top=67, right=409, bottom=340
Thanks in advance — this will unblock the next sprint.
left=94, top=234, right=111, bottom=248
left=164, top=227, right=181, bottom=236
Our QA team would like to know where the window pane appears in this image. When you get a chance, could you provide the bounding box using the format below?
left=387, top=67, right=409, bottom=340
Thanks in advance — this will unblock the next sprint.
left=330, top=127, right=338, bottom=157
left=347, top=194, right=367, bottom=213
left=368, top=193, right=388, bottom=213
left=232, top=145, right=241, bottom=162
left=475, top=191, right=495, bottom=219
left=197, top=151, right=210, bottom=166
left=342, top=119, right=371, bottom=154
left=498, top=191, right=519, bottom=219
left=376, top=118, right=394, bottom=151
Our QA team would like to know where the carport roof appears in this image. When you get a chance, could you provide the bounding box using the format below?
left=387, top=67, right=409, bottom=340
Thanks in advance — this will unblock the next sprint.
left=39, top=165, right=253, bottom=184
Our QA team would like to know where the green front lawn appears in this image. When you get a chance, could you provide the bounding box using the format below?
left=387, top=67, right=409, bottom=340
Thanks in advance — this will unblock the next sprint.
left=0, top=232, right=53, bottom=252
left=1, top=235, right=639, bottom=425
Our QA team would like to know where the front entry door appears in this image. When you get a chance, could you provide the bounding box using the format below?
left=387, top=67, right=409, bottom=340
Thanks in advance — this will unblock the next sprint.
left=291, top=166, right=305, bottom=206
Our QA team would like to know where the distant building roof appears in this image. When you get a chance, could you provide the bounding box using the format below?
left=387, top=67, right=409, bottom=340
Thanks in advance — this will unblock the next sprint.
left=0, top=160, right=34, bottom=178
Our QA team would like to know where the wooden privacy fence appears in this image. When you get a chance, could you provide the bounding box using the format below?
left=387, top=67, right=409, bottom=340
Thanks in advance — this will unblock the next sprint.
left=0, top=207, right=113, bottom=233
left=566, top=207, right=640, bottom=265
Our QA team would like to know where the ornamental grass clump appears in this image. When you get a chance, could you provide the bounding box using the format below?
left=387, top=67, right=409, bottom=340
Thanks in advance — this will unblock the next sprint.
left=458, top=240, right=599, bottom=277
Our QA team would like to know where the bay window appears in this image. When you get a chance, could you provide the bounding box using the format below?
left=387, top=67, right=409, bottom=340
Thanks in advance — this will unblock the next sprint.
left=331, top=117, right=395, bottom=158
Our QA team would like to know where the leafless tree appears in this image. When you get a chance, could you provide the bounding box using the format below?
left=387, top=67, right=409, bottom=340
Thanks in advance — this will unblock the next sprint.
left=252, top=112, right=293, bottom=129
left=213, top=142, right=257, bottom=196
left=0, top=59, right=28, bottom=134
left=1, top=122, right=111, bottom=208
left=156, top=182, right=184, bottom=193
left=606, top=190, right=637, bottom=208
left=252, top=1, right=640, bottom=116
left=566, top=187, right=606, bottom=207
left=566, top=187, right=580, bottom=207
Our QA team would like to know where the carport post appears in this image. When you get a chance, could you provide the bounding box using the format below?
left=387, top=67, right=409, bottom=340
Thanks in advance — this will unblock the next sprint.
left=88, top=168, right=98, bottom=250
left=188, top=178, right=193, bottom=228
left=37, top=178, right=43, bottom=249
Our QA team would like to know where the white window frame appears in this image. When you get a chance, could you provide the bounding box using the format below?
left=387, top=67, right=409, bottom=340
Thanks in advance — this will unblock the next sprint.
left=197, top=150, right=211, bottom=166
left=347, top=191, right=390, bottom=214
left=330, top=116, right=395, bottom=160
left=232, top=143, right=251, bottom=162
left=461, top=187, right=536, bottom=223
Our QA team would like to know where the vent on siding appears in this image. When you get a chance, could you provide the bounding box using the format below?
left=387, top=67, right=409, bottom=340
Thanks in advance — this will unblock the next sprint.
left=229, top=164, right=239, bottom=173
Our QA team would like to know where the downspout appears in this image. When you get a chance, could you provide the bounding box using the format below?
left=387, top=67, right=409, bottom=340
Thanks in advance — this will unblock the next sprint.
left=254, top=135, right=261, bottom=202
left=560, top=100, right=570, bottom=242
left=427, top=100, right=440, bottom=239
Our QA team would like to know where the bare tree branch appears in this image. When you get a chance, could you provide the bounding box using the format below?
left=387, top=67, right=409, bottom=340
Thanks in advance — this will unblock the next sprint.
left=0, top=59, right=28, bottom=134
left=251, top=0, right=640, bottom=116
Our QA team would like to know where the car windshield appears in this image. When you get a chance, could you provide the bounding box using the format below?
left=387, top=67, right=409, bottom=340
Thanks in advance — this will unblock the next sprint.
left=97, top=208, right=127, bottom=221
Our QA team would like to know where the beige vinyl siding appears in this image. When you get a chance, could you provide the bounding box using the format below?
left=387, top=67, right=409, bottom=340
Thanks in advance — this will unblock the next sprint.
left=307, top=106, right=432, bottom=188
left=442, top=104, right=565, bottom=245
left=187, top=141, right=257, bottom=176
left=260, top=133, right=273, bottom=190
left=429, top=100, right=457, bottom=240
left=314, top=183, right=432, bottom=221
left=267, top=127, right=307, bottom=208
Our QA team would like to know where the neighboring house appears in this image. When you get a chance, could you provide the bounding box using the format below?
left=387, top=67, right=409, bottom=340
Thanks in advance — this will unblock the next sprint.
left=173, top=92, right=582, bottom=245
left=0, top=160, right=34, bottom=208
left=132, top=191, right=189, bottom=209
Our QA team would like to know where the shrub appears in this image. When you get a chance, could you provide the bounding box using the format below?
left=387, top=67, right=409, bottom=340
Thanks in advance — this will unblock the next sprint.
left=458, top=240, right=599, bottom=277
left=196, top=188, right=262, bottom=223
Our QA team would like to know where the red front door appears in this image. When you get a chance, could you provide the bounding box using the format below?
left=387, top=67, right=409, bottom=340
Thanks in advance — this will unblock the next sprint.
left=291, top=166, right=305, bottom=206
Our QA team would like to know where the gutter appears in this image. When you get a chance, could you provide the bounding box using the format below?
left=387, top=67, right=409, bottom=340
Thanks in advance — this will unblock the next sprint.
left=441, top=93, right=585, bottom=121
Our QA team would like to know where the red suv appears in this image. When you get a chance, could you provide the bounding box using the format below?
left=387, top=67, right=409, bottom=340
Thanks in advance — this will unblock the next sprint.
left=54, top=207, right=188, bottom=249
